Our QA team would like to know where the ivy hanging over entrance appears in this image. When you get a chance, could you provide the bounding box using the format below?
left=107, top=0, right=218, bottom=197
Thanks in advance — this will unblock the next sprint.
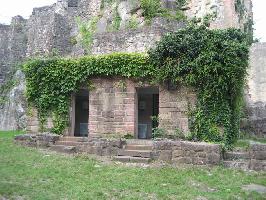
left=23, top=24, right=251, bottom=147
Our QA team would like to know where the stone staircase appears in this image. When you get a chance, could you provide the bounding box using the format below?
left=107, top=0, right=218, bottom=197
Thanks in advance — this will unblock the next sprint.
left=223, top=148, right=250, bottom=170
left=49, top=137, right=155, bottom=164
left=113, top=140, right=154, bottom=164
left=49, top=136, right=88, bottom=154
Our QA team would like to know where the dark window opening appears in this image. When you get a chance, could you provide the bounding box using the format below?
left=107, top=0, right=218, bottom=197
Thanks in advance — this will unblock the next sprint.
left=74, top=89, right=89, bottom=137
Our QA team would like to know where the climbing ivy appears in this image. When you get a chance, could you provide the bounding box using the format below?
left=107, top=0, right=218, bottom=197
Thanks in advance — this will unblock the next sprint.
left=234, top=0, right=246, bottom=21
left=23, top=24, right=250, bottom=147
left=148, top=23, right=251, bottom=147
left=0, top=69, right=19, bottom=107
left=23, top=53, right=154, bottom=134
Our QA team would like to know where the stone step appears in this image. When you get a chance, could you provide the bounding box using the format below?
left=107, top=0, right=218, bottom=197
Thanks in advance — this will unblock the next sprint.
left=113, top=156, right=151, bottom=163
left=55, top=140, right=88, bottom=146
left=223, top=160, right=250, bottom=170
left=125, top=144, right=153, bottom=151
left=224, top=151, right=250, bottom=160
left=50, top=145, right=77, bottom=154
left=233, top=147, right=249, bottom=152
left=59, top=137, right=88, bottom=142
left=118, top=149, right=153, bottom=158
left=126, top=139, right=153, bottom=145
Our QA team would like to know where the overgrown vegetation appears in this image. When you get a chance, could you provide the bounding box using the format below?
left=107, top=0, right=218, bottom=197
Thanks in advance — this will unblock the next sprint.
left=23, top=23, right=251, bottom=147
left=0, top=70, right=19, bottom=107
left=23, top=53, right=153, bottom=134
left=76, top=16, right=99, bottom=54
left=234, top=0, right=254, bottom=43
left=110, top=5, right=122, bottom=31
left=126, top=15, right=139, bottom=29
left=140, top=0, right=187, bottom=23
left=140, top=0, right=162, bottom=21
left=234, top=0, right=246, bottom=21
left=1, top=131, right=266, bottom=199
left=148, top=23, right=251, bottom=147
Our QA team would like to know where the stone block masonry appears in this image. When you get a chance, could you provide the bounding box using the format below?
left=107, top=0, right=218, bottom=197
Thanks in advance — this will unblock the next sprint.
left=88, top=78, right=196, bottom=138
left=89, top=78, right=137, bottom=136
left=14, top=133, right=266, bottom=171
left=153, top=140, right=222, bottom=165
left=14, top=133, right=60, bottom=148
left=159, top=85, right=197, bottom=135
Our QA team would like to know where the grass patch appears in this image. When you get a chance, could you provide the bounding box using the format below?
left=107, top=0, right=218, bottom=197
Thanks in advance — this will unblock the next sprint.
left=234, top=139, right=251, bottom=149
left=0, top=131, right=266, bottom=199
left=234, top=133, right=266, bottom=149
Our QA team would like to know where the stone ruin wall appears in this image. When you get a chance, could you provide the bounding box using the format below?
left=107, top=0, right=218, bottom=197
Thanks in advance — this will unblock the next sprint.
left=0, top=0, right=260, bottom=136
left=244, top=43, right=266, bottom=138
left=14, top=133, right=266, bottom=170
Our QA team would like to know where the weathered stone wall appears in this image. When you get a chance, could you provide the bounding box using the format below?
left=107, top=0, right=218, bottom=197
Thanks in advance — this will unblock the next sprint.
left=14, top=133, right=60, bottom=147
left=0, top=16, right=27, bottom=131
left=0, top=16, right=27, bottom=84
left=92, top=26, right=171, bottom=55
left=14, top=133, right=266, bottom=170
left=186, top=0, right=252, bottom=30
left=244, top=43, right=266, bottom=138
left=0, top=24, right=10, bottom=84
left=14, top=134, right=222, bottom=166
left=26, top=107, right=54, bottom=134
left=75, top=137, right=126, bottom=156
left=159, top=85, right=197, bottom=135
left=0, top=71, right=26, bottom=130
left=89, top=78, right=136, bottom=136
left=153, top=140, right=222, bottom=165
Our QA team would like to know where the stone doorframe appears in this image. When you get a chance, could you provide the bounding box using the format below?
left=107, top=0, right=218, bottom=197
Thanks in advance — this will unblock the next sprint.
left=68, top=93, right=75, bottom=137
left=135, top=87, right=159, bottom=139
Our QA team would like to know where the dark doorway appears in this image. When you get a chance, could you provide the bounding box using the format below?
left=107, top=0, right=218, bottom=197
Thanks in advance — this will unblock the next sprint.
left=137, top=87, right=159, bottom=139
left=74, top=89, right=89, bottom=137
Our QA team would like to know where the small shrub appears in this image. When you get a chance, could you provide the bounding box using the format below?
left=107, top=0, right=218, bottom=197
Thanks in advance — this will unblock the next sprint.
left=140, top=0, right=162, bottom=20
left=76, top=16, right=99, bottom=54
left=173, top=128, right=186, bottom=140
left=175, top=10, right=187, bottom=21
left=176, top=0, right=187, bottom=9
left=123, top=134, right=134, bottom=139
left=69, top=36, right=78, bottom=45
left=152, top=128, right=166, bottom=139
left=126, top=15, right=139, bottom=30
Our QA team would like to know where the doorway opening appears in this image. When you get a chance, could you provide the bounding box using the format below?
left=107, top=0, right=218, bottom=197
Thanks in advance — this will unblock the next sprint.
left=137, top=87, right=159, bottom=139
left=74, top=89, right=89, bottom=137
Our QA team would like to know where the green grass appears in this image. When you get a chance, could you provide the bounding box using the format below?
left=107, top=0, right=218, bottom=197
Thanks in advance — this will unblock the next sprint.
left=234, top=139, right=251, bottom=149
left=234, top=135, right=266, bottom=150
left=0, top=131, right=266, bottom=199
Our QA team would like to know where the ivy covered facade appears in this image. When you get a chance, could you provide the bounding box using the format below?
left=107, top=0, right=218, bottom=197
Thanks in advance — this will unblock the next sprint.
left=23, top=23, right=251, bottom=148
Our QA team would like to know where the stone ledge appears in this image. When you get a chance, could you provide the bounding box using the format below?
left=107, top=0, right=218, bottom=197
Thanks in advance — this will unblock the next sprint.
left=13, top=135, right=266, bottom=170
left=14, top=133, right=60, bottom=147
left=153, top=140, right=222, bottom=165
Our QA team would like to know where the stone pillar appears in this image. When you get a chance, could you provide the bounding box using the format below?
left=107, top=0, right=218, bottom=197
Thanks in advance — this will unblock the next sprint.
left=89, top=78, right=136, bottom=137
